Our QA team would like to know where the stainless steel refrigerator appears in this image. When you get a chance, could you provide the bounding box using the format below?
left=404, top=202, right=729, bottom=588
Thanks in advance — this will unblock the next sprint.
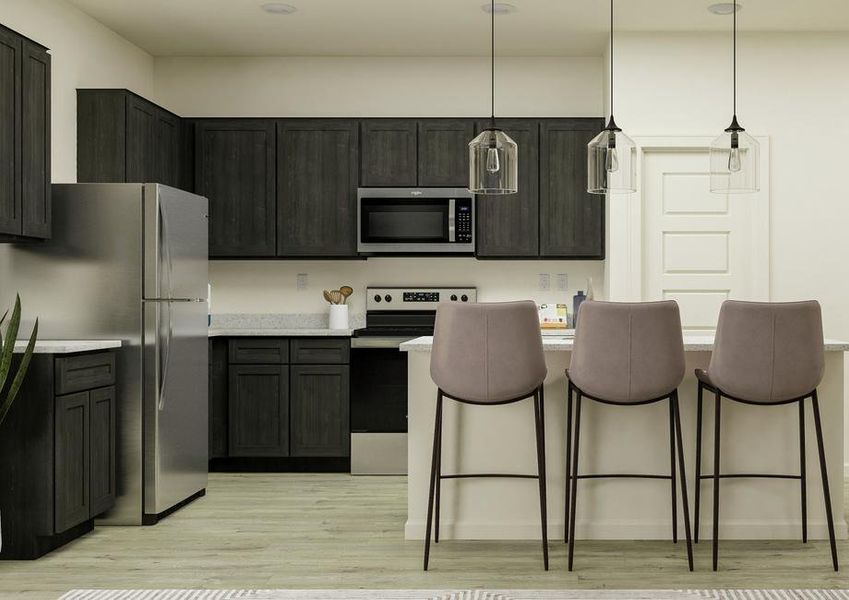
left=0, top=183, right=209, bottom=525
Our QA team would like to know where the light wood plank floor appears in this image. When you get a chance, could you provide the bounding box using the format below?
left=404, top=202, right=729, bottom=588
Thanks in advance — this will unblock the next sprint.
left=0, top=473, right=847, bottom=599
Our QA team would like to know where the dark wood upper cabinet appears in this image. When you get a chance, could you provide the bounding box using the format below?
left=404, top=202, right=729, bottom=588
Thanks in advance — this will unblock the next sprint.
left=277, top=119, right=359, bottom=257
left=0, top=26, right=50, bottom=242
left=228, top=364, right=290, bottom=457
left=360, top=119, right=417, bottom=187
left=194, top=119, right=277, bottom=257
left=290, top=365, right=350, bottom=457
left=475, top=119, right=540, bottom=258
left=77, top=89, right=185, bottom=191
left=539, top=119, right=605, bottom=259
left=417, top=119, right=474, bottom=187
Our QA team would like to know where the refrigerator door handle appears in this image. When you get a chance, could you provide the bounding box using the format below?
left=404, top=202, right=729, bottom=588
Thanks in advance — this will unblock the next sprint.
left=158, top=300, right=173, bottom=411
left=159, top=195, right=175, bottom=301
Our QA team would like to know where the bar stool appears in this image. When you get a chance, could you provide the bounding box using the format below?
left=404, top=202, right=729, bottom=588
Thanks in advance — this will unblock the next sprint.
left=694, top=300, right=838, bottom=571
left=565, top=300, right=694, bottom=571
left=424, top=300, right=549, bottom=571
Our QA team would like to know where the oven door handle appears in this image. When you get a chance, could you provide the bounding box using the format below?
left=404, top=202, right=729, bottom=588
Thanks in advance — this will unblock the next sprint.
left=448, top=198, right=456, bottom=242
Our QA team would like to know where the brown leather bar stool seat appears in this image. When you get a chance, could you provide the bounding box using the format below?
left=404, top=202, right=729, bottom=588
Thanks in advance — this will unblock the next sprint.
left=565, top=300, right=694, bottom=571
left=694, top=300, right=838, bottom=571
left=424, top=300, right=549, bottom=571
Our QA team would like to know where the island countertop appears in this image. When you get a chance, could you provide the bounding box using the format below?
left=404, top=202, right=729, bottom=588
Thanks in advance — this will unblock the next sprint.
left=400, top=333, right=849, bottom=352
left=13, top=340, right=122, bottom=354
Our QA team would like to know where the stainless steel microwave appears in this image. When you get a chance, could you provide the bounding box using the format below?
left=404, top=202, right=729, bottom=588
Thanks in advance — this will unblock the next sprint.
left=357, top=188, right=475, bottom=255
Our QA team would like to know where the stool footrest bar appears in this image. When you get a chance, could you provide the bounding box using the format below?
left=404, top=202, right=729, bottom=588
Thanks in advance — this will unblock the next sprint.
left=699, top=473, right=802, bottom=480
left=572, top=473, right=672, bottom=480
left=440, top=473, right=538, bottom=480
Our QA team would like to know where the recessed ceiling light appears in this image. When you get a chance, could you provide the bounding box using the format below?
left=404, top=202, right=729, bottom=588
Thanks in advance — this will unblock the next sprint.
left=708, top=3, right=742, bottom=15
left=261, top=2, right=297, bottom=15
left=481, top=3, right=518, bottom=15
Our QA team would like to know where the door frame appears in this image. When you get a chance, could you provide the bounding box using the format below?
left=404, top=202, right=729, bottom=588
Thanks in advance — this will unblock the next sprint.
left=606, top=135, right=770, bottom=303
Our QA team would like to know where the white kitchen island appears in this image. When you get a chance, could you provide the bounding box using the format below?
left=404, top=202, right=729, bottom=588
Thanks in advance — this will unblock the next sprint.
left=401, top=334, right=849, bottom=541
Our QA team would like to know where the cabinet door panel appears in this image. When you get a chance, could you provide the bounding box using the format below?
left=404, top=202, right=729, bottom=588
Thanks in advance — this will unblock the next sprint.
left=0, top=28, right=21, bottom=236
left=290, top=365, right=350, bottom=457
left=125, top=95, right=156, bottom=184
left=55, top=391, right=90, bottom=533
left=277, top=119, right=359, bottom=257
left=20, top=40, right=50, bottom=238
left=209, top=339, right=228, bottom=459
left=475, top=119, right=540, bottom=257
left=539, top=119, right=605, bottom=258
left=228, top=365, right=289, bottom=457
left=196, top=120, right=276, bottom=257
left=89, top=386, right=116, bottom=517
left=417, top=119, right=474, bottom=187
left=154, top=108, right=180, bottom=188
left=360, top=119, right=417, bottom=187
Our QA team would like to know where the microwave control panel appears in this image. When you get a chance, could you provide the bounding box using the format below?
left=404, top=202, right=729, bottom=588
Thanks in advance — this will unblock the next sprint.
left=455, top=199, right=473, bottom=243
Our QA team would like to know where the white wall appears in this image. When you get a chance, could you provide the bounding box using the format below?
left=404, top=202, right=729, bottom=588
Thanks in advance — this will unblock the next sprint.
left=154, top=56, right=602, bottom=117
left=1, top=0, right=154, bottom=182
left=154, top=55, right=607, bottom=314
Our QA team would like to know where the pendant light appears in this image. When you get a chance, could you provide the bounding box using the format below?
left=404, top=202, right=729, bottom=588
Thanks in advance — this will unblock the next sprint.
left=468, top=1, right=518, bottom=195
left=710, top=1, right=759, bottom=193
left=587, top=0, right=636, bottom=195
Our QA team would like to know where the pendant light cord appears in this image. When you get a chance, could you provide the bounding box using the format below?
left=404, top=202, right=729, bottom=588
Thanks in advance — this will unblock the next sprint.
left=610, top=0, right=614, bottom=118
left=490, top=0, right=496, bottom=130
left=733, top=0, right=737, bottom=117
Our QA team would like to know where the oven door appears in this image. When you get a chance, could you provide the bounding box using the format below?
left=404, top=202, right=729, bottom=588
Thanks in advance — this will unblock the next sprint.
left=357, top=189, right=474, bottom=254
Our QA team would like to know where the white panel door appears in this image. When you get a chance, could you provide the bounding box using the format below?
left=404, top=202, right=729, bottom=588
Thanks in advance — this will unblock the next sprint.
left=643, top=149, right=767, bottom=331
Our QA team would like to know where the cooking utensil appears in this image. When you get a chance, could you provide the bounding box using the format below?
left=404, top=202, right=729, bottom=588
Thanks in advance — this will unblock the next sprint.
left=330, top=290, right=344, bottom=305
left=339, top=286, right=353, bottom=304
left=323, top=290, right=335, bottom=304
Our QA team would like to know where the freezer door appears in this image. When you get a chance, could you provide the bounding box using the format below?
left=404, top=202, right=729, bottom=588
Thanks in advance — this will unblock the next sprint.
left=143, top=299, right=208, bottom=517
left=144, top=184, right=209, bottom=301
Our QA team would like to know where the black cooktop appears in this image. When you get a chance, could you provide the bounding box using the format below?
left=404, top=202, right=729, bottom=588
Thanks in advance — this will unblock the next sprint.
left=354, top=326, right=434, bottom=337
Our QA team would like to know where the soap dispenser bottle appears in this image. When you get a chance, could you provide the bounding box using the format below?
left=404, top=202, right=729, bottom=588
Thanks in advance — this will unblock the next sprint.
left=573, top=290, right=587, bottom=327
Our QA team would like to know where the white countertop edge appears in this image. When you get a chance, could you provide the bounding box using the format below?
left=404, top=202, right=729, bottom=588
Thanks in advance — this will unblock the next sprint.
left=399, top=335, right=849, bottom=353
left=14, top=340, right=123, bottom=354
left=208, top=328, right=354, bottom=337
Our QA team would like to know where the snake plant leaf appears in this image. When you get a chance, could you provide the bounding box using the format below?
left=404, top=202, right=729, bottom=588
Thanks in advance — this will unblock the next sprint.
left=0, top=295, right=22, bottom=394
left=0, top=318, right=37, bottom=428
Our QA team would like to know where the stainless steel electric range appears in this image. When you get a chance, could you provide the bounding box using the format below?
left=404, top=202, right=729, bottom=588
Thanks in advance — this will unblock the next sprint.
left=350, top=286, right=477, bottom=475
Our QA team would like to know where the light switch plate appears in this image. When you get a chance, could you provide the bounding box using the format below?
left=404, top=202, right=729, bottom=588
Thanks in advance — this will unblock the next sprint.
left=538, top=273, right=551, bottom=291
left=296, top=273, right=308, bottom=290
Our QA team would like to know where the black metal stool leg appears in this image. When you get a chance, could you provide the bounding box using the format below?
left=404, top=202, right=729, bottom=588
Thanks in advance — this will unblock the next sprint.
left=799, top=397, right=807, bottom=544
left=423, top=391, right=443, bottom=571
left=694, top=382, right=703, bottom=544
left=672, top=391, right=694, bottom=571
left=669, top=396, right=678, bottom=544
left=533, top=387, right=549, bottom=570
left=567, top=392, right=582, bottom=571
left=434, top=398, right=443, bottom=544
left=712, top=390, right=721, bottom=572
left=564, top=380, right=573, bottom=544
left=811, top=391, right=839, bottom=571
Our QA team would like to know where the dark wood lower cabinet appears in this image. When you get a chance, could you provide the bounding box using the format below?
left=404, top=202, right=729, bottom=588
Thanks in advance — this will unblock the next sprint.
left=228, top=364, right=290, bottom=457
left=0, top=351, right=117, bottom=559
left=290, top=365, right=350, bottom=457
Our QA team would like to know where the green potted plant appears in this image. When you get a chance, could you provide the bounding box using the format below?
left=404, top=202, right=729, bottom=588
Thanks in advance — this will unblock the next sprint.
left=0, top=295, right=38, bottom=552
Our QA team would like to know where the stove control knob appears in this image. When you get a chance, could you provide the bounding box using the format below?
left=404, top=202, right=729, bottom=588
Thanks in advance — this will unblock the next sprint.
left=450, top=294, right=458, bottom=301
left=461, top=294, right=469, bottom=302
left=384, top=294, right=392, bottom=303
left=373, top=294, right=381, bottom=303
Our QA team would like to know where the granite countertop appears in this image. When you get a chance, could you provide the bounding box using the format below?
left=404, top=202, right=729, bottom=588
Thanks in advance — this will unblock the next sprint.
left=207, top=312, right=363, bottom=338
left=400, top=333, right=849, bottom=353
left=13, top=340, right=123, bottom=354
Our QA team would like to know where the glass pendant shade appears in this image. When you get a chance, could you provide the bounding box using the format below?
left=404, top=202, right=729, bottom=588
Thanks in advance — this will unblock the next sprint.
left=469, top=128, right=518, bottom=194
left=587, top=127, right=637, bottom=194
left=710, top=127, right=759, bottom=194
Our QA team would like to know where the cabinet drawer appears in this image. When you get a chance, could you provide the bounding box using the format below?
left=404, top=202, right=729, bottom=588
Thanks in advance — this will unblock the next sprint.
left=55, top=352, right=116, bottom=395
left=290, top=338, right=350, bottom=364
left=228, top=338, right=289, bottom=364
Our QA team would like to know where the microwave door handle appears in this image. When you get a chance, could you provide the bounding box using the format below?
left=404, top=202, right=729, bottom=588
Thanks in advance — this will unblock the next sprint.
left=448, top=198, right=456, bottom=242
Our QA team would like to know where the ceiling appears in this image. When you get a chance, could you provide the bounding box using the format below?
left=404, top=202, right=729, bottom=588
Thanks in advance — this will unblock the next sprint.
left=65, top=0, right=849, bottom=57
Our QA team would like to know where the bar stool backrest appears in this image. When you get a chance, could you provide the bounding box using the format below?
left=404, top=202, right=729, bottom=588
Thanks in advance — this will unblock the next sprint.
left=430, top=301, right=547, bottom=404
left=569, top=300, right=685, bottom=403
left=709, top=300, right=824, bottom=403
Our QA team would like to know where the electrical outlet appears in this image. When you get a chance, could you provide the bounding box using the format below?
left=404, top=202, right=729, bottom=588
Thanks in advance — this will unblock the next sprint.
left=538, top=273, right=551, bottom=291
left=296, top=273, right=308, bottom=290
left=556, top=273, right=568, bottom=291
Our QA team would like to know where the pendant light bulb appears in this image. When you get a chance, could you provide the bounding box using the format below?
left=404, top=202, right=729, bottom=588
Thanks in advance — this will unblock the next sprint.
left=468, top=0, right=518, bottom=194
left=605, top=131, right=619, bottom=173
left=727, top=132, right=742, bottom=173
left=486, top=146, right=501, bottom=174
